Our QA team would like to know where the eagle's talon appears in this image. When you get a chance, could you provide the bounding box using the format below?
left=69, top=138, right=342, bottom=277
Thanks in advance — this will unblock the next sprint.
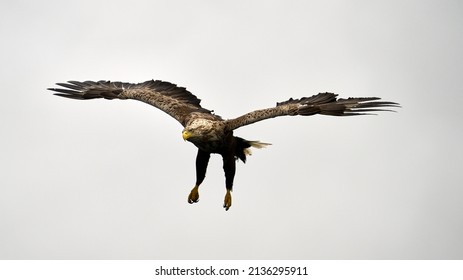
left=188, top=185, right=200, bottom=204
left=188, top=198, right=199, bottom=204
left=223, top=190, right=232, bottom=211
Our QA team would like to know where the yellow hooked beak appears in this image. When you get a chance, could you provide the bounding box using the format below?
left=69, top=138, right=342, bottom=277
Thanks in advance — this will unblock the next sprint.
left=182, top=130, right=192, bottom=141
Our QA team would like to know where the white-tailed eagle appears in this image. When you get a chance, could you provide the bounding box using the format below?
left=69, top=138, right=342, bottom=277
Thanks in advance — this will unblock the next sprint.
left=48, top=80, right=399, bottom=210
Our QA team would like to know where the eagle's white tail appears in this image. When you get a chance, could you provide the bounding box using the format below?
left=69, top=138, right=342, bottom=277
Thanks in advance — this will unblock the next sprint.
left=244, top=141, right=271, bottom=156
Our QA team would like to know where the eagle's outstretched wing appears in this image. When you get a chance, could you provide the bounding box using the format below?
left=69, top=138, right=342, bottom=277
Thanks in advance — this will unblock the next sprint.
left=48, top=80, right=212, bottom=127
left=225, top=92, right=399, bottom=131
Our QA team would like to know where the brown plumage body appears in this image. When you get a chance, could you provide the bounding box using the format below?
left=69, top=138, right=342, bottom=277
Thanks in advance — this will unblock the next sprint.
left=48, top=79, right=399, bottom=210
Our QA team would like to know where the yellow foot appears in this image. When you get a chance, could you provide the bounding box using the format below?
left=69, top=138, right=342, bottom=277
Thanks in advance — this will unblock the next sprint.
left=223, top=190, right=232, bottom=211
left=188, top=185, right=200, bottom=204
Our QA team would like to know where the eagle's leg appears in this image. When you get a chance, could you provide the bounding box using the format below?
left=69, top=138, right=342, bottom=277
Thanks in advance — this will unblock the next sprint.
left=188, top=149, right=210, bottom=204
left=222, top=153, right=236, bottom=211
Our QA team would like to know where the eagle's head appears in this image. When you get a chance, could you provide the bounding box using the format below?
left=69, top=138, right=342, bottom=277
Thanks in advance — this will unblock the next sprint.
left=182, top=129, right=196, bottom=142
left=182, top=125, right=212, bottom=143
left=181, top=118, right=226, bottom=151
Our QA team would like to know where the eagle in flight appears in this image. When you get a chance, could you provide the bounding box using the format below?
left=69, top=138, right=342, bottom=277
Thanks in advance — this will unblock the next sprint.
left=48, top=80, right=399, bottom=210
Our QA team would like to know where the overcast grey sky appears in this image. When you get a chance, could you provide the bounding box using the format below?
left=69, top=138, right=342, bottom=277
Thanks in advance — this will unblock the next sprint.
left=1, top=0, right=462, bottom=259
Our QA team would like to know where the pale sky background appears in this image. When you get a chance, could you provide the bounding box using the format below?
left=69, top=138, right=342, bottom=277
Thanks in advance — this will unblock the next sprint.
left=1, top=0, right=462, bottom=259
